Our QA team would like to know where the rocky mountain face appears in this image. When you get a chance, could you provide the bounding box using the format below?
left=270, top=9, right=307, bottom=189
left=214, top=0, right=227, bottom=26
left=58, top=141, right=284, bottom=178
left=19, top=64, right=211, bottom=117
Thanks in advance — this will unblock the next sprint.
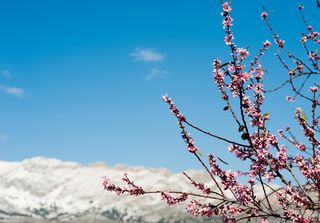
left=0, top=157, right=222, bottom=223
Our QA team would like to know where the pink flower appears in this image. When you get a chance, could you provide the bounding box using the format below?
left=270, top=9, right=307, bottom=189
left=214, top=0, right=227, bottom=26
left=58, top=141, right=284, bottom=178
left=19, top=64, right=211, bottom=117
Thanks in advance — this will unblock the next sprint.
left=288, top=70, right=295, bottom=75
left=309, top=51, right=319, bottom=60
left=209, top=155, right=252, bottom=205
left=255, top=65, right=264, bottom=79
left=278, top=129, right=284, bottom=137
left=213, top=59, right=221, bottom=69
left=309, top=86, right=318, bottom=92
left=286, top=96, right=295, bottom=102
left=162, top=94, right=186, bottom=122
left=236, top=48, right=249, bottom=60
left=161, top=192, right=188, bottom=205
left=222, top=2, right=232, bottom=13
left=163, top=95, right=199, bottom=153
left=224, top=33, right=234, bottom=45
left=264, top=171, right=274, bottom=181
left=276, top=39, right=285, bottom=48
left=301, top=36, right=307, bottom=44
left=277, top=145, right=287, bottom=168
left=296, top=143, right=306, bottom=151
left=253, top=83, right=264, bottom=94
left=183, top=172, right=211, bottom=195
left=296, top=63, right=304, bottom=72
left=261, top=12, right=268, bottom=19
left=102, top=178, right=124, bottom=195
left=263, top=40, right=271, bottom=47
left=186, top=200, right=214, bottom=217
left=102, top=174, right=145, bottom=196
left=223, top=15, right=233, bottom=28
left=122, top=173, right=145, bottom=196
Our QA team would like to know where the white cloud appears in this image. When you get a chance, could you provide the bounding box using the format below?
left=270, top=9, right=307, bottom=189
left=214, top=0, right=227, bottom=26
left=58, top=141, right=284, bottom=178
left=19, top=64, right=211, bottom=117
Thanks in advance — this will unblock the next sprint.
left=144, top=68, right=168, bottom=81
left=131, top=48, right=165, bottom=62
left=0, top=134, right=8, bottom=142
left=0, top=85, right=25, bottom=97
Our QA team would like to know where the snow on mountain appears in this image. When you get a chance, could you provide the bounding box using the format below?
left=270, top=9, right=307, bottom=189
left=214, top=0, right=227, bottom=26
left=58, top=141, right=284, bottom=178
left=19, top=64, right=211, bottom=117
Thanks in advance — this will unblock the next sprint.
left=0, top=157, right=222, bottom=222
left=0, top=157, right=278, bottom=223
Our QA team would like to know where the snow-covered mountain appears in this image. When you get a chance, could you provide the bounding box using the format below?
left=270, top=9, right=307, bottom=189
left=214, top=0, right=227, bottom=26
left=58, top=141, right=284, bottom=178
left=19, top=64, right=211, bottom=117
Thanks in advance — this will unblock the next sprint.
left=0, top=157, right=224, bottom=223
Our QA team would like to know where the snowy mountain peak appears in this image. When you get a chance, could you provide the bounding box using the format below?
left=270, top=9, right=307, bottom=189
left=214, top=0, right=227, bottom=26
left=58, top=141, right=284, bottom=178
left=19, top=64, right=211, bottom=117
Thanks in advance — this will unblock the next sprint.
left=0, top=157, right=217, bottom=222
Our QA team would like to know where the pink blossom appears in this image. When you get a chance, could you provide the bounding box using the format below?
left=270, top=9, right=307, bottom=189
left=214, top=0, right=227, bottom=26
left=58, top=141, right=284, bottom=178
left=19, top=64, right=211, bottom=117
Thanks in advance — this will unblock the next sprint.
left=261, top=12, right=268, bottom=19
left=296, top=143, right=306, bottom=151
left=223, top=204, right=245, bottom=215
left=186, top=200, right=214, bottom=217
left=223, top=15, right=233, bottom=28
left=224, top=33, right=234, bottom=45
left=236, top=48, right=249, bottom=60
left=253, top=83, right=264, bottom=94
left=102, top=178, right=124, bottom=195
left=228, top=144, right=249, bottom=160
left=296, top=63, right=303, bottom=72
left=286, top=96, right=295, bottom=102
left=162, top=94, right=198, bottom=153
left=310, top=31, right=318, bottom=39
left=161, top=192, right=188, bottom=205
left=309, top=86, right=318, bottom=92
left=209, top=155, right=252, bottom=205
left=255, top=65, right=264, bottom=79
left=102, top=174, right=145, bottom=196
left=162, top=94, right=185, bottom=122
left=288, top=70, right=295, bottom=75
left=309, top=51, right=319, bottom=60
left=277, top=145, right=287, bottom=168
left=264, top=171, right=274, bottom=181
left=104, top=1, right=320, bottom=221
left=263, top=40, right=271, bottom=47
left=222, top=2, right=232, bottom=13
left=122, top=173, right=145, bottom=196
left=301, top=36, right=307, bottom=44
left=183, top=172, right=211, bottom=195
left=278, top=129, right=284, bottom=137
left=276, top=39, right=285, bottom=48
left=221, top=215, right=236, bottom=223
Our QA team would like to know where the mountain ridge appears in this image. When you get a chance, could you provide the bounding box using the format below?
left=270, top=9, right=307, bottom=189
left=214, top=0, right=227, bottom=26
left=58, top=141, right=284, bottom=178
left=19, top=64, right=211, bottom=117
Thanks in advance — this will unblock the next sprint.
left=0, top=156, right=218, bottom=222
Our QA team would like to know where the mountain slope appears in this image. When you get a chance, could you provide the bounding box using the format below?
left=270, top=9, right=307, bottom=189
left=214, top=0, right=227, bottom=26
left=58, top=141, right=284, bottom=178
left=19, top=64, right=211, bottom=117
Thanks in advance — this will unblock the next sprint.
left=0, top=157, right=222, bottom=222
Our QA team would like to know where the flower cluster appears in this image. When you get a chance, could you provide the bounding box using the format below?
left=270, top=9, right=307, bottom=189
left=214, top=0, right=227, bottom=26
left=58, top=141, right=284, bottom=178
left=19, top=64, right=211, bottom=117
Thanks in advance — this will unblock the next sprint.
left=162, top=94, right=185, bottom=122
left=295, top=107, right=320, bottom=147
left=186, top=200, right=215, bottom=217
left=276, top=186, right=312, bottom=222
left=209, top=155, right=252, bottom=205
left=183, top=172, right=211, bottom=195
left=294, top=154, right=320, bottom=182
left=102, top=178, right=125, bottom=195
left=161, top=192, right=188, bottom=205
left=104, top=1, right=320, bottom=222
left=102, top=174, right=144, bottom=196
left=163, top=94, right=198, bottom=153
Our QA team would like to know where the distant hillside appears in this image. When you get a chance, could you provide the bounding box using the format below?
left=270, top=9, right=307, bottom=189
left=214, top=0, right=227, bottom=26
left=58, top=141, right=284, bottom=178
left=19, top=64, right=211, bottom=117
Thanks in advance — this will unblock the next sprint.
left=0, top=157, right=225, bottom=222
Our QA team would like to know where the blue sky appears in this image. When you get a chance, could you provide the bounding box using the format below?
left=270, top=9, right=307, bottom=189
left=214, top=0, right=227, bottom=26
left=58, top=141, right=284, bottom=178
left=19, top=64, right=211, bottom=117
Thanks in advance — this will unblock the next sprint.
left=0, top=0, right=318, bottom=172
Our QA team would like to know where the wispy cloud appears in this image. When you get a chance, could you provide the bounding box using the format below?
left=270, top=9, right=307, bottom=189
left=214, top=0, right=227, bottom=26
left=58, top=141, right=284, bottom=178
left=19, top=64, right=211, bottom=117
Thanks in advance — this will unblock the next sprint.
left=0, top=85, right=25, bottom=98
left=1, top=70, right=11, bottom=78
left=144, top=68, right=168, bottom=81
left=131, top=48, right=165, bottom=62
left=0, top=133, right=8, bottom=142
